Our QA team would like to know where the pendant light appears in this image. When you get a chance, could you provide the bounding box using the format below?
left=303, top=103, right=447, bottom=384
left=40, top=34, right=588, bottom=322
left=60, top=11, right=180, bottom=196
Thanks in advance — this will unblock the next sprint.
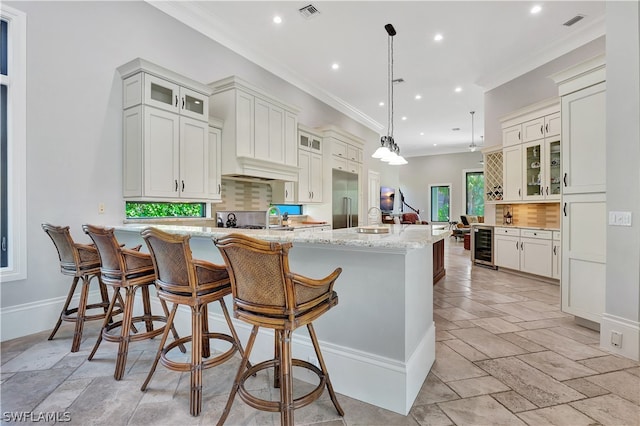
left=468, top=111, right=477, bottom=152
left=372, top=24, right=407, bottom=165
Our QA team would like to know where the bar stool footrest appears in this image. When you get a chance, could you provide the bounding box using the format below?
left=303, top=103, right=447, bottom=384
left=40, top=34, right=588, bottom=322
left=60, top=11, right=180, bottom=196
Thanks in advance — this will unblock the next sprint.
left=101, top=315, right=167, bottom=343
left=238, top=358, right=326, bottom=412
left=160, top=332, right=238, bottom=373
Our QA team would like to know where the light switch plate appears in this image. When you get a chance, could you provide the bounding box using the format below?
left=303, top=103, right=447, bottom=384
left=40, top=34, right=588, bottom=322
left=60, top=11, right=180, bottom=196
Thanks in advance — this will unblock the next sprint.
left=608, top=211, right=632, bottom=226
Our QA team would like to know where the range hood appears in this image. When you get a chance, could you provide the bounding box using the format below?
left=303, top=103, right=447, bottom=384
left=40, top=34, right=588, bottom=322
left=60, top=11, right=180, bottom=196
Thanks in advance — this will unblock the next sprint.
left=223, top=173, right=278, bottom=183
left=209, top=76, right=301, bottom=184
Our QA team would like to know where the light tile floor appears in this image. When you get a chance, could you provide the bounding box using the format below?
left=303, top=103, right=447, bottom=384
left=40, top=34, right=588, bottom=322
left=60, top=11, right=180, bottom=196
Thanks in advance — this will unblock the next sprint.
left=2, top=238, right=639, bottom=425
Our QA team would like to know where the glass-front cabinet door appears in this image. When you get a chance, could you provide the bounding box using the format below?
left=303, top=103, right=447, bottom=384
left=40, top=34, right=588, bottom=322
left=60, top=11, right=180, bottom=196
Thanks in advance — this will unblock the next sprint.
left=179, top=86, right=209, bottom=121
left=545, top=138, right=561, bottom=200
left=144, top=74, right=180, bottom=114
left=522, top=140, right=544, bottom=201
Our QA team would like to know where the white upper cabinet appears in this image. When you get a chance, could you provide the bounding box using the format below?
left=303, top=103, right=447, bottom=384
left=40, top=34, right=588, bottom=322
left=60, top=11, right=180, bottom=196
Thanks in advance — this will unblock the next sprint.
left=500, top=99, right=560, bottom=203
left=118, top=58, right=218, bottom=201
left=560, top=82, right=607, bottom=194
left=208, top=76, right=300, bottom=182
left=297, top=127, right=324, bottom=203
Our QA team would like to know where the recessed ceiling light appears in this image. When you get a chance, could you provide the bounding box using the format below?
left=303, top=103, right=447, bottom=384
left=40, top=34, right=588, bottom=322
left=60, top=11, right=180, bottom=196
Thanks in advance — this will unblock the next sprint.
left=433, top=143, right=438, bottom=146
left=401, top=116, right=407, bottom=121
left=452, top=127, right=460, bottom=131
left=420, top=132, right=424, bottom=136
left=415, top=94, right=422, bottom=100
left=273, top=15, right=282, bottom=24
left=434, top=33, right=443, bottom=41
left=530, top=5, right=542, bottom=14
left=379, top=101, right=385, bottom=107
left=331, top=63, right=340, bottom=70
left=455, top=87, right=462, bottom=93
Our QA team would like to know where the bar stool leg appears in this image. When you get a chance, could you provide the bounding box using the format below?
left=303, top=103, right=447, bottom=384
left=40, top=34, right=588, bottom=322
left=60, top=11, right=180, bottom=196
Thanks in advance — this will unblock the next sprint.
left=157, top=298, right=185, bottom=353
left=308, top=323, right=344, bottom=416
left=71, top=275, right=91, bottom=353
left=273, top=330, right=281, bottom=389
left=201, top=304, right=211, bottom=359
left=88, top=286, right=122, bottom=361
left=279, top=329, right=294, bottom=426
left=141, top=303, right=179, bottom=391
left=219, top=298, right=249, bottom=363
left=216, top=325, right=258, bottom=426
left=97, top=276, right=110, bottom=317
left=114, top=287, right=135, bottom=380
left=49, top=277, right=80, bottom=344
left=191, top=306, right=204, bottom=416
left=141, top=286, right=154, bottom=333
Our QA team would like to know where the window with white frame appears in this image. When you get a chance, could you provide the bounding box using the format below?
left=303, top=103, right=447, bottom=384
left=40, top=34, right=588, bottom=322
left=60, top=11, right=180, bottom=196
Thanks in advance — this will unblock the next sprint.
left=1, top=5, right=27, bottom=281
left=429, top=184, right=451, bottom=223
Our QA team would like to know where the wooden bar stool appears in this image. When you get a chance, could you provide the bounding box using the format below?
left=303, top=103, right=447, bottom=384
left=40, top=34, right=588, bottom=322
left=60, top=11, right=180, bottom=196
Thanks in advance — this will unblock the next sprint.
left=214, top=233, right=344, bottom=426
left=41, top=223, right=117, bottom=352
left=82, top=224, right=182, bottom=380
left=141, top=227, right=248, bottom=417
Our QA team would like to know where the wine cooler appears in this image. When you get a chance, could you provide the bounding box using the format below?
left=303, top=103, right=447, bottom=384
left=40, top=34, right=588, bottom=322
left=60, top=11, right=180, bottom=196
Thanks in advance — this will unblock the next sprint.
left=472, top=225, right=496, bottom=269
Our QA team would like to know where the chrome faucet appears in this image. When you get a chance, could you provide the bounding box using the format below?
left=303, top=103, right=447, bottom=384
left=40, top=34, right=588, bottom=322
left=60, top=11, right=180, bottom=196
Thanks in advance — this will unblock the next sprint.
left=266, top=206, right=282, bottom=228
left=367, top=206, right=381, bottom=225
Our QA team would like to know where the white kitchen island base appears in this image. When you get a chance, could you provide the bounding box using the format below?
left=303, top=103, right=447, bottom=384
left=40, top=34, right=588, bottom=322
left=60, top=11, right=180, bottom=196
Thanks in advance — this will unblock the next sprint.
left=115, top=224, right=445, bottom=415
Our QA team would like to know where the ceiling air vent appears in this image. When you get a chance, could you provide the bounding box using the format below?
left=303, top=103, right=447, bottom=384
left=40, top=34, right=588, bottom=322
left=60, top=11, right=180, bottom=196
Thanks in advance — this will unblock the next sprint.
left=299, top=4, right=320, bottom=19
left=563, top=14, right=585, bottom=27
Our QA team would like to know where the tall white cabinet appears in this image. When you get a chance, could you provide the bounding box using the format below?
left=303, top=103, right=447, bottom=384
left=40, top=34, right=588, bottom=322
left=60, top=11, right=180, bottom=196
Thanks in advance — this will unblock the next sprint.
left=551, top=55, right=607, bottom=324
left=118, top=58, right=220, bottom=201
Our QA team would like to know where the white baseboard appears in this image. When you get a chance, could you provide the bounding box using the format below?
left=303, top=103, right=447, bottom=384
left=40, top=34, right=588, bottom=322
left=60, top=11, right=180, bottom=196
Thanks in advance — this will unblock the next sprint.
left=600, top=313, right=640, bottom=361
left=1, top=295, right=436, bottom=415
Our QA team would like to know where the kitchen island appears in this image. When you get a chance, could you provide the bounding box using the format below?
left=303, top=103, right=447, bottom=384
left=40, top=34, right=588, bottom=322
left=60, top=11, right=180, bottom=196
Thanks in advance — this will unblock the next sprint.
left=113, top=223, right=449, bottom=415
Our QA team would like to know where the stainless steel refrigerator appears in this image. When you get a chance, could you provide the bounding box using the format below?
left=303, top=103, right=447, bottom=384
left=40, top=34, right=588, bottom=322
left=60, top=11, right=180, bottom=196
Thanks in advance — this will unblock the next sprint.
left=332, top=169, right=358, bottom=229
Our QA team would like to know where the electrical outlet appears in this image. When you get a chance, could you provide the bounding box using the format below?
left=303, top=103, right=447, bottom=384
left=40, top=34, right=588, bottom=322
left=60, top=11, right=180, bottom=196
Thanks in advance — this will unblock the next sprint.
left=98, top=203, right=105, bottom=214
left=611, top=331, right=623, bottom=348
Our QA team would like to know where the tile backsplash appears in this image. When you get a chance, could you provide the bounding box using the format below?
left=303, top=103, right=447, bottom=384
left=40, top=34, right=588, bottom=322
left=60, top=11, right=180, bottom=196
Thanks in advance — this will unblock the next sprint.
left=214, top=179, right=272, bottom=212
left=495, top=203, right=560, bottom=229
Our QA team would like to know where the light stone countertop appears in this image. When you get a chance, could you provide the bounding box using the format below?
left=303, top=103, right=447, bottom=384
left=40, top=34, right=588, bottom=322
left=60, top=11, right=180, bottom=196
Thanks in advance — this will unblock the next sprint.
left=113, top=223, right=450, bottom=250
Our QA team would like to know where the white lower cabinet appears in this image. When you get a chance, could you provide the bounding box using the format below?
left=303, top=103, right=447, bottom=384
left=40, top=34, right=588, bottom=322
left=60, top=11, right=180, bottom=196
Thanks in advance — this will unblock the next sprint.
left=561, top=193, right=606, bottom=323
left=495, top=227, right=554, bottom=278
left=552, top=231, right=561, bottom=280
left=495, top=228, right=521, bottom=270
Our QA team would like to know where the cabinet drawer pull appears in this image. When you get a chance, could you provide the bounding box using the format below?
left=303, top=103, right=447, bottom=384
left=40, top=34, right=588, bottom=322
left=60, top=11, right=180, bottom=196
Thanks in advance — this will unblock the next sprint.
left=218, top=184, right=221, bottom=194
left=175, top=180, right=178, bottom=191
left=518, top=131, right=521, bottom=140
left=182, top=97, right=185, bottom=109
left=563, top=173, right=567, bottom=187
left=521, top=242, right=524, bottom=250
left=515, top=241, right=519, bottom=249
left=545, top=124, right=549, bottom=133
left=563, top=202, right=567, bottom=217
left=175, top=95, right=178, bottom=107
left=519, top=188, right=521, bottom=197
left=540, top=125, right=544, bottom=135
left=553, top=246, right=557, bottom=255
left=181, top=180, right=185, bottom=191
left=546, top=186, right=549, bottom=195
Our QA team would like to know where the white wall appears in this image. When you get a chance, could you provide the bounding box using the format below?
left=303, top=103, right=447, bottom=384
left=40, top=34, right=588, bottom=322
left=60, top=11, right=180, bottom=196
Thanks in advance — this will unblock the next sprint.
left=602, top=1, right=640, bottom=360
left=484, top=37, right=605, bottom=145
left=0, top=1, right=380, bottom=338
left=398, top=151, right=483, bottom=222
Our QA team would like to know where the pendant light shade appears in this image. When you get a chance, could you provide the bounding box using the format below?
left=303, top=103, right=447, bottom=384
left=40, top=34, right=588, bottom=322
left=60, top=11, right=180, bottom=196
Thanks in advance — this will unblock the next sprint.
left=372, top=24, right=407, bottom=165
